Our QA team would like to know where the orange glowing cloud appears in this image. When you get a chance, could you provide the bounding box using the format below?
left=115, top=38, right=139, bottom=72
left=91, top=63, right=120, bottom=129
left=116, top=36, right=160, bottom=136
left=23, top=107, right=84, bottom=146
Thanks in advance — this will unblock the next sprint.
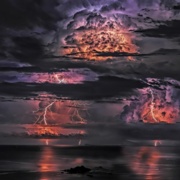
left=141, top=98, right=179, bottom=124
left=62, top=27, right=138, bottom=61
left=26, top=126, right=86, bottom=137
left=121, top=86, right=180, bottom=124
left=33, top=100, right=90, bottom=125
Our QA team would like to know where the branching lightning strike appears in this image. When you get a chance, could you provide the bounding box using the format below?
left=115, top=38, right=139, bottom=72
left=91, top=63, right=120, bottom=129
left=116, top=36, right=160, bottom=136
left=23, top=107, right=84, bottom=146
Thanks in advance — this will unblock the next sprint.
left=68, top=101, right=91, bottom=123
left=33, top=101, right=56, bottom=125
left=54, top=74, right=67, bottom=84
left=149, top=89, right=159, bottom=123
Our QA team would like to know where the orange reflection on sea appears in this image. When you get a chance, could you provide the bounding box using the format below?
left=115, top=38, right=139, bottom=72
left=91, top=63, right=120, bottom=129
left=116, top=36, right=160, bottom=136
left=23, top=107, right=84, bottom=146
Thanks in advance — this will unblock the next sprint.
left=37, top=146, right=84, bottom=180
left=38, top=147, right=58, bottom=173
left=38, top=146, right=60, bottom=180
left=128, top=147, right=161, bottom=180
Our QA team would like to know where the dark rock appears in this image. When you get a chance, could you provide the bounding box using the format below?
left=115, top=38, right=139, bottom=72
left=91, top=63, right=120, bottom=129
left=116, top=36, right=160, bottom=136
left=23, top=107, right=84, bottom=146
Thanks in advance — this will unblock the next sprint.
left=63, top=166, right=91, bottom=174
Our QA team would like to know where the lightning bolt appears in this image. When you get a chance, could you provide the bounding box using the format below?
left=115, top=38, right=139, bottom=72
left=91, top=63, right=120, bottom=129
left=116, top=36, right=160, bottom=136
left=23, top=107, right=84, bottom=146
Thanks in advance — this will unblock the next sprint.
left=68, top=101, right=91, bottom=123
left=34, top=100, right=90, bottom=125
left=149, top=89, right=159, bottom=123
left=33, top=101, right=56, bottom=125
left=54, top=74, right=66, bottom=84
left=154, top=140, right=161, bottom=147
left=78, top=139, right=82, bottom=146
left=32, top=100, right=89, bottom=145
left=46, top=139, right=49, bottom=146
left=78, top=130, right=84, bottom=146
left=43, top=101, right=55, bottom=125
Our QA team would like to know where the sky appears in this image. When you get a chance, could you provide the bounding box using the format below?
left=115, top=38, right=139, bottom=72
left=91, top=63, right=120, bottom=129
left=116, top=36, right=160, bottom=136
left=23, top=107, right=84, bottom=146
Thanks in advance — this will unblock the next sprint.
left=0, top=0, right=180, bottom=144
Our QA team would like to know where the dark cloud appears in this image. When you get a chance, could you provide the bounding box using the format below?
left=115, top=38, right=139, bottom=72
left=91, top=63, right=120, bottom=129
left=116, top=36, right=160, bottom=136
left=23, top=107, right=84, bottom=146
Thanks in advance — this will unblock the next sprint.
left=0, top=0, right=63, bottom=64
left=96, top=48, right=180, bottom=57
left=100, top=1, right=125, bottom=13
left=136, top=20, right=180, bottom=38
left=173, top=4, right=180, bottom=9
left=11, top=36, right=44, bottom=63
left=0, top=76, right=146, bottom=100
left=0, top=0, right=60, bottom=30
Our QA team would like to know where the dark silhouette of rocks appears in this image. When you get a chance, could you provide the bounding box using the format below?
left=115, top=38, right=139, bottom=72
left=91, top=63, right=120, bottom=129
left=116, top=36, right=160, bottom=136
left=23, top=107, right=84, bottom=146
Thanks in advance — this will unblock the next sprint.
left=63, top=166, right=91, bottom=174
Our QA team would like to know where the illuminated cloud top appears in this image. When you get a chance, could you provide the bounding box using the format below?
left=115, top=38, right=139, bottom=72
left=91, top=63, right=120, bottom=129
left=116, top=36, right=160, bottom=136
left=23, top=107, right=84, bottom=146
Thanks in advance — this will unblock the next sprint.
left=0, top=0, right=180, bottom=63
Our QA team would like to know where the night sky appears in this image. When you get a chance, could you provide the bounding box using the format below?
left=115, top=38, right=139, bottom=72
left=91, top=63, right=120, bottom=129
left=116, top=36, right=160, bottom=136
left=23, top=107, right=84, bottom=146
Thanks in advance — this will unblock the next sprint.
left=0, top=0, right=180, bottom=144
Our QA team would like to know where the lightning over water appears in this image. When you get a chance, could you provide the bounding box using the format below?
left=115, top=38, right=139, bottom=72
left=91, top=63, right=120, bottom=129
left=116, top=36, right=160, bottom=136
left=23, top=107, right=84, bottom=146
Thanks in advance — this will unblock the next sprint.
left=0, top=1, right=180, bottom=179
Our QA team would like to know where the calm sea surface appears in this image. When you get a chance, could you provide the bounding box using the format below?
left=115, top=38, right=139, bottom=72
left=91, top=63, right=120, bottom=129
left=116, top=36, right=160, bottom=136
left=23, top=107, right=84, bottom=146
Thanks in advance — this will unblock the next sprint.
left=0, top=144, right=179, bottom=180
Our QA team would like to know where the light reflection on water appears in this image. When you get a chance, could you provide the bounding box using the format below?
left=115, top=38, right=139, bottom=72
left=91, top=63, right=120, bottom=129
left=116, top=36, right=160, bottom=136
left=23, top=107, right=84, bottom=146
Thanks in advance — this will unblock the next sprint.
left=0, top=145, right=179, bottom=179
left=38, top=147, right=58, bottom=172
left=127, top=147, right=161, bottom=180
left=125, top=146, right=180, bottom=180
left=37, top=146, right=85, bottom=180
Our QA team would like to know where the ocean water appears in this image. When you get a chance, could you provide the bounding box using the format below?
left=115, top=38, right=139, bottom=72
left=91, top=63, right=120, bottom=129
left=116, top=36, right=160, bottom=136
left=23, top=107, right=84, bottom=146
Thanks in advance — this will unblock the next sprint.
left=0, top=144, right=179, bottom=180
